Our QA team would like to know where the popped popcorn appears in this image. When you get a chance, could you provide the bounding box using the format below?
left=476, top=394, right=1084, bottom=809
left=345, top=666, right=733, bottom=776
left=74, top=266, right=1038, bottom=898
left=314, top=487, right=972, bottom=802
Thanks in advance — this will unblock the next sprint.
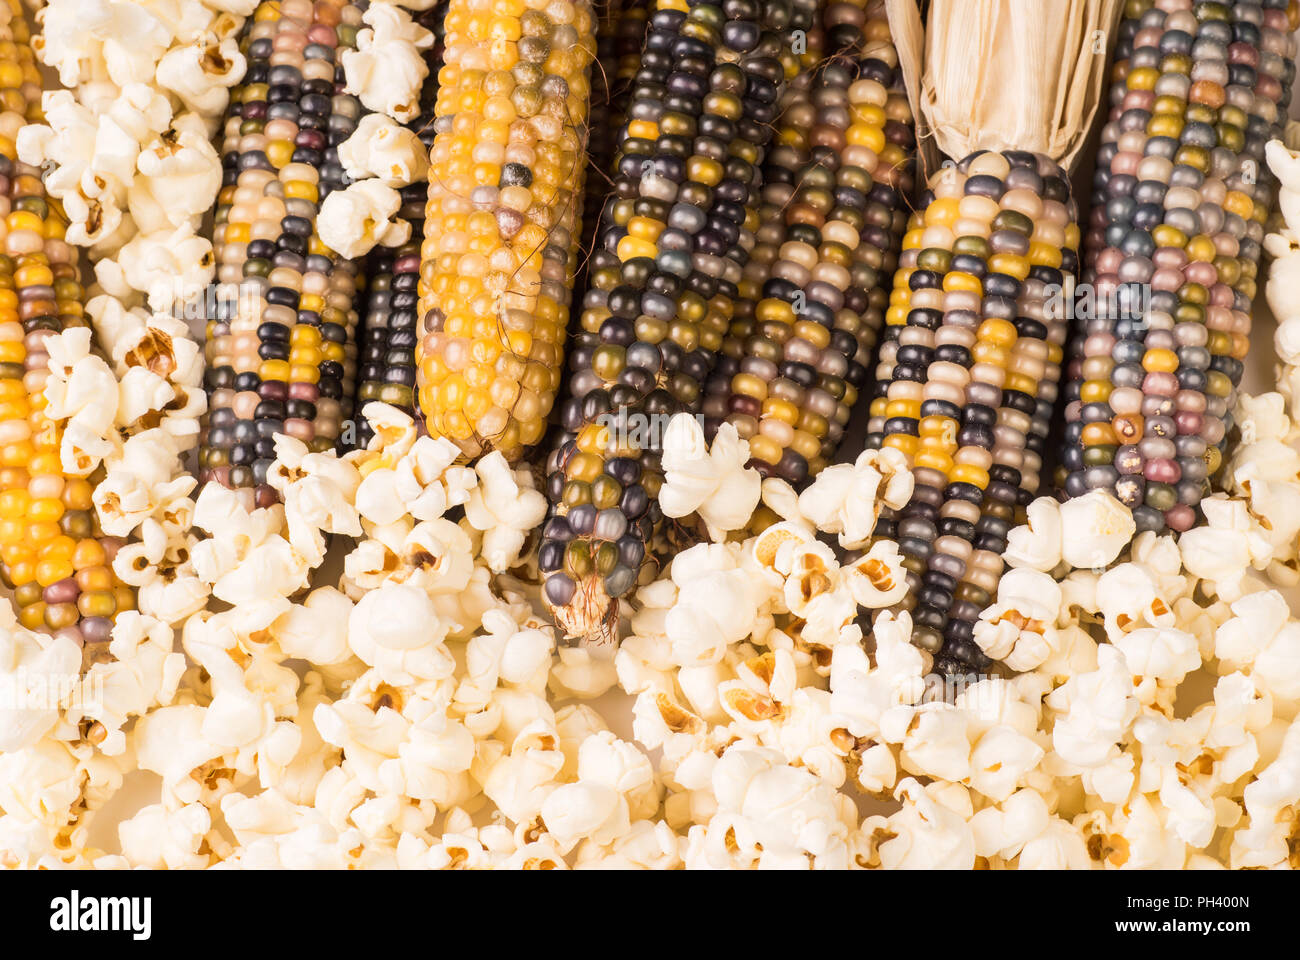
left=337, top=113, right=430, bottom=186
left=341, top=2, right=435, bottom=123
left=659, top=415, right=761, bottom=540
left=316, top=179, right=412, bottom=259
left=6, top=128, right=1300, bottom=876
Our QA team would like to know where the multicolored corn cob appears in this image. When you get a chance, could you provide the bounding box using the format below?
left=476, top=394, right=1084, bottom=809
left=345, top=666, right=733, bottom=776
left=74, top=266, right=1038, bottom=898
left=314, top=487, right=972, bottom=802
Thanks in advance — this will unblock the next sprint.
left=538, top=0, right=819, bottom=642
left=200, top=0, right=368, bottom=509
left=880, top=150, right=1081, bottom=676
left=354, top=4, right=446, bottom=447
left=416, top=0, right=597, bottom=463
left=0, top=0, right=133, bottom=646
left=1059, top=0, right=1298, bottom=533
left=702, top=0, right=915, bottom=484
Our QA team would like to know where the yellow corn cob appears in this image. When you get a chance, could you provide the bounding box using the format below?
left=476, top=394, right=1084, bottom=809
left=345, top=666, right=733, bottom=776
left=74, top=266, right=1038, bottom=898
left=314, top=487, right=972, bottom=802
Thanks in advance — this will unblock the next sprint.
left=417, top=0, right=596, bottom=462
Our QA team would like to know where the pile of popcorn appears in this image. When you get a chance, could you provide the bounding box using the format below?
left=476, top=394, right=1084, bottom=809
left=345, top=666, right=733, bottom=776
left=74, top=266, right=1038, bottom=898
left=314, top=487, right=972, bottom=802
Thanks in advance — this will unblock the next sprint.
left=5, top=1, right=1300, bottom=870
left=6, top=385, right=1300, bottom=868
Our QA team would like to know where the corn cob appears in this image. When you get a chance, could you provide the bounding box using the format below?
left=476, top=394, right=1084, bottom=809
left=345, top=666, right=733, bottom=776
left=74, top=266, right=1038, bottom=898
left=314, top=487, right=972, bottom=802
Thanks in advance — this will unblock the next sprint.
left=200, top=0, right=367, bottom=510
left=538, top=0, right=818, bottom=641
left=702, top=0, right=915, bottom=484
left=354, top=6, right=446, bottom=447
left=416, top=0, right=597, bottom=463
left=0, top=0, right=133, bottom=645
left=1060, top=0, right=1297, bottom=534
left=880, top=150, right=1080, bottom=674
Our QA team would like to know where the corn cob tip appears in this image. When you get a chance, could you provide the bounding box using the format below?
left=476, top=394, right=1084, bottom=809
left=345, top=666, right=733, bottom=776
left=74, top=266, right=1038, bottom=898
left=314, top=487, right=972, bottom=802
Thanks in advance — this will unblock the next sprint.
left=549, top=575, right=619, bottom=645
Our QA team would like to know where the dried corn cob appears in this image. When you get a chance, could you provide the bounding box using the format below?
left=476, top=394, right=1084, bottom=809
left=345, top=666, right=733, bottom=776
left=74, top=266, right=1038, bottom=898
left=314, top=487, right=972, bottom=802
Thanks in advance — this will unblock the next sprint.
left=355, top=7, right=445, bottom=447
left=416, top=0, right=597, bottom=462
left=200, top=0, right=367, bottom=509
left=882, top=150, right=1080, bottom=674
left=703, top=0, right=914, bottom=484
left=538, top=0, right=818, bottom=642
left=1060, top=0, right=1297, bottom=533
left=0, top=0, right=133, bottom=645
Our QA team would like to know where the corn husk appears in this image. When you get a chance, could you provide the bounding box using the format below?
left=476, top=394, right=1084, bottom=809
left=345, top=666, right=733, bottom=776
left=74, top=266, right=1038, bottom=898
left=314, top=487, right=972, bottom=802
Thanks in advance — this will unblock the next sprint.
left=885, top=0, right=1122, bottom=178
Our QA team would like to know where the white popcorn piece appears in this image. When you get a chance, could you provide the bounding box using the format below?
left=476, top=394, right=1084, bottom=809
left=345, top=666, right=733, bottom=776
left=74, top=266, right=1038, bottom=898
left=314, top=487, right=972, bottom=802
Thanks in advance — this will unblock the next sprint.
left=968, top=726, right=1045, bottom=802
left=1215, top=589, right=1290, bottom=674
left=1047, top=645, right=1139, bottom=770
left=1113, top=627, right=1199, bottom=688
left=899, top=705, right=972, bottom=783
left=1268, top=138, right=1300, bottom=235
left=658, top=415, right=761, bottom=539
left=271, top=587, right=355, bottom=665
left=118, top=803, right=211, bottom=869
left=154, top=34, right=247, bottom=119
left=1179, top=495, right=1272, bottom=598
left=844, top=539, right=909, bottom=609
left=539, top=782, right=626, bottom=853
left=317, top=179, right=411, bottom=258
left=750, top=519, right=816, bottom=580
left=973, top=567, right=1058, bottom=671
left=1231, top=720, right=1300, bottom=867
left=1095, top=562, right=1177, bottom=641
left=480, top=747, right=565, bottom=827
left=1003, top=496, right=1063, bottom=572
left=549, top=646, right=619, bottom=701
left=573, top=819, right=682, bottom=869
left=0, top=626, right=83, bottom=752
left=664, top=543, right=764, bottom=665
left=342, top=3, right=435, bottom=122
left=348, top=582, right=455, bottom=687
left=134, top=704, right=230, bottom=805
left=1017, top=817, right=1092, bottom=869
left=873, top=778, right=975, bottom=869
left=135, top=112, right=223, bottom=228
left=338, top=113, right=430, bottom=186
left=112, top=225, right=216, bottom=311
left=1058, top=489, right=1135, bottom=569
left=797, top=447, right=912, bottom=549
left=969, top=788, right=1050, bottom=860
left=210, top=535, right=310, bottom=609
left=73, top=612, right=187, bottom=755
left=36, top=1, right=174, bottom=88
left=462, top=452, right=548, bottom=573
left=828, top=612, right=925, bottom=742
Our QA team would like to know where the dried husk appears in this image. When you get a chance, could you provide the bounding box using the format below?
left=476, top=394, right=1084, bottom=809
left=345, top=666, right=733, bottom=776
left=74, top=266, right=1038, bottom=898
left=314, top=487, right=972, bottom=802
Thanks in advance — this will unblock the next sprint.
left=885, top=0, right=1123, bottom=178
